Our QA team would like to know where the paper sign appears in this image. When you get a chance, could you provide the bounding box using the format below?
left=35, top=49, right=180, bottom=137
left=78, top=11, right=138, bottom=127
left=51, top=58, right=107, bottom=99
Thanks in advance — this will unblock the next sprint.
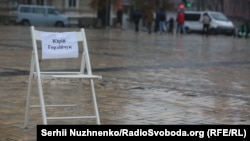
left=41, top=31, right=78, bottom=59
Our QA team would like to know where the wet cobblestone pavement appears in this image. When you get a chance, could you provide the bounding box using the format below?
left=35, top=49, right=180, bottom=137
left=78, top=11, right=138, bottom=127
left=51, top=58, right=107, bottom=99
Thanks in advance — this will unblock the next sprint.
left=0, top=25, right=250, bottom=140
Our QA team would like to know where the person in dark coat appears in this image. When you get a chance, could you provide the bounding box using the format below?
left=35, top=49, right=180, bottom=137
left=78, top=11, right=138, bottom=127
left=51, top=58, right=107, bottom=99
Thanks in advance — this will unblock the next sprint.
left=159, top=8, right=167, bottom=33
left=133, top=9, right=142, bottom=32
left=154, top=9, right=160, bottom=33
left=168, top=17, right=174, bottom=34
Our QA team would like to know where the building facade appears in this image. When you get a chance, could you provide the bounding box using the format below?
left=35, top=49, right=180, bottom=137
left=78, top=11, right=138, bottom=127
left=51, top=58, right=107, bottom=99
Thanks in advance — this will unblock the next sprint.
left=0, top=0, right=94, bottom=14
left=20, top=0, right=94, bottom=13
left=224, top=0, right=250, bottom=21
left=0, top=0, right=249, bottom=25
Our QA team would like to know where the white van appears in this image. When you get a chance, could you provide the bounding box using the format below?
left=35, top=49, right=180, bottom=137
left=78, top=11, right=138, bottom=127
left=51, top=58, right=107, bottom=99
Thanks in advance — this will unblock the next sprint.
left=16, top=4, right=70, bottom=27
left=184, top=11, right=235, bottom=35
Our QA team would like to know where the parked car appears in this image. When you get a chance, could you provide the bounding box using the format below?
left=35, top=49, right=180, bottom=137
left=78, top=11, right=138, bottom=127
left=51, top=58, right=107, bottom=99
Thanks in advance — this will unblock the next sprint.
left=16, top=4, right=70, bottom=27
left=184, top=11, right=235, bottom=35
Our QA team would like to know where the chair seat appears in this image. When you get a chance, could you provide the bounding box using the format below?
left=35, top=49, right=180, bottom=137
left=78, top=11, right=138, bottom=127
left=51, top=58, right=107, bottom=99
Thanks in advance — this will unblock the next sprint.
left=41, top=74, right=102, bottom=79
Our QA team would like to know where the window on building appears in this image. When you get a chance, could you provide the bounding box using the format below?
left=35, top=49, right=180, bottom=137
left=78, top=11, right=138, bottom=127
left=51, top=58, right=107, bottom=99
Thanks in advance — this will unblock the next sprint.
left=22, top=0, right=32, bottom=4
left=65, top=0, right=78, bottom=8
left=37, top=0, right=44, bottom=5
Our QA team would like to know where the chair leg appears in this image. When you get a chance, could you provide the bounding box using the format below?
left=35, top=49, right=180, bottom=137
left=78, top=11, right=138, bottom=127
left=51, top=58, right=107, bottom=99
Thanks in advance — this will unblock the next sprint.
left=37, top=78, right=48, bottom=125
left=24, top=54, right=35, bottom=128
left=24, top=78, right=33, bottom=128
left=89, top=79, right=101, bottom=124
left=73, top=83, right=82, bottom=124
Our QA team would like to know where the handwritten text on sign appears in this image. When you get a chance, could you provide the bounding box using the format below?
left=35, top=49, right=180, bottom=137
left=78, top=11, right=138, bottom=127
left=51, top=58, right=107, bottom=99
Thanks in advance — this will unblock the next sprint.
left=41, top=32, right=78, bottom=59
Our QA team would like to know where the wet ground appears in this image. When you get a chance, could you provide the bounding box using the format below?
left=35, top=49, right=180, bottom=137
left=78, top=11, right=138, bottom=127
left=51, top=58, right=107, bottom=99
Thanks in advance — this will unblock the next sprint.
left=0, top=25, right=250, bottom=140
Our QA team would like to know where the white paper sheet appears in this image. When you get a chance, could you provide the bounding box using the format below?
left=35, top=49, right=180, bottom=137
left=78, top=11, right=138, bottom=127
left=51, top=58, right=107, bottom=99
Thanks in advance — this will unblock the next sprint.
left=41, top=31, right=78, bottom=59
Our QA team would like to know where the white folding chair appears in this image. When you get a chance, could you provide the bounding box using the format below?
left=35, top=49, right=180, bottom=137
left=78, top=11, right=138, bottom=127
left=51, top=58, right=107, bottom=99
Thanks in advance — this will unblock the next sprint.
left=24, top=26, right=102, bottom=127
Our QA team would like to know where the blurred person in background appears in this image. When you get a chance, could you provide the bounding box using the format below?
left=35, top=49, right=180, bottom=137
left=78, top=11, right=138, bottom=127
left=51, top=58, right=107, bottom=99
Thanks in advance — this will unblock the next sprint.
left=159, top=8, right=167, bottom=33
left=176, top=10, right=185, bottom=34
left=144, top=6, right=154, bottom=34
left=133, top=8, right=142, bottom=32
left=168, top=17, right=174, bottom=34
left=202, top=13, right=211, bottom=36
left=237, top=20, right=250, bottom=38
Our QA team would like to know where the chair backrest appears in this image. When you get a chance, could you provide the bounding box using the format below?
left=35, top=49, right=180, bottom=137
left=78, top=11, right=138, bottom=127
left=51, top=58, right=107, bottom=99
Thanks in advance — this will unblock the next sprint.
left=30, top=26, right=93, bottom=75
